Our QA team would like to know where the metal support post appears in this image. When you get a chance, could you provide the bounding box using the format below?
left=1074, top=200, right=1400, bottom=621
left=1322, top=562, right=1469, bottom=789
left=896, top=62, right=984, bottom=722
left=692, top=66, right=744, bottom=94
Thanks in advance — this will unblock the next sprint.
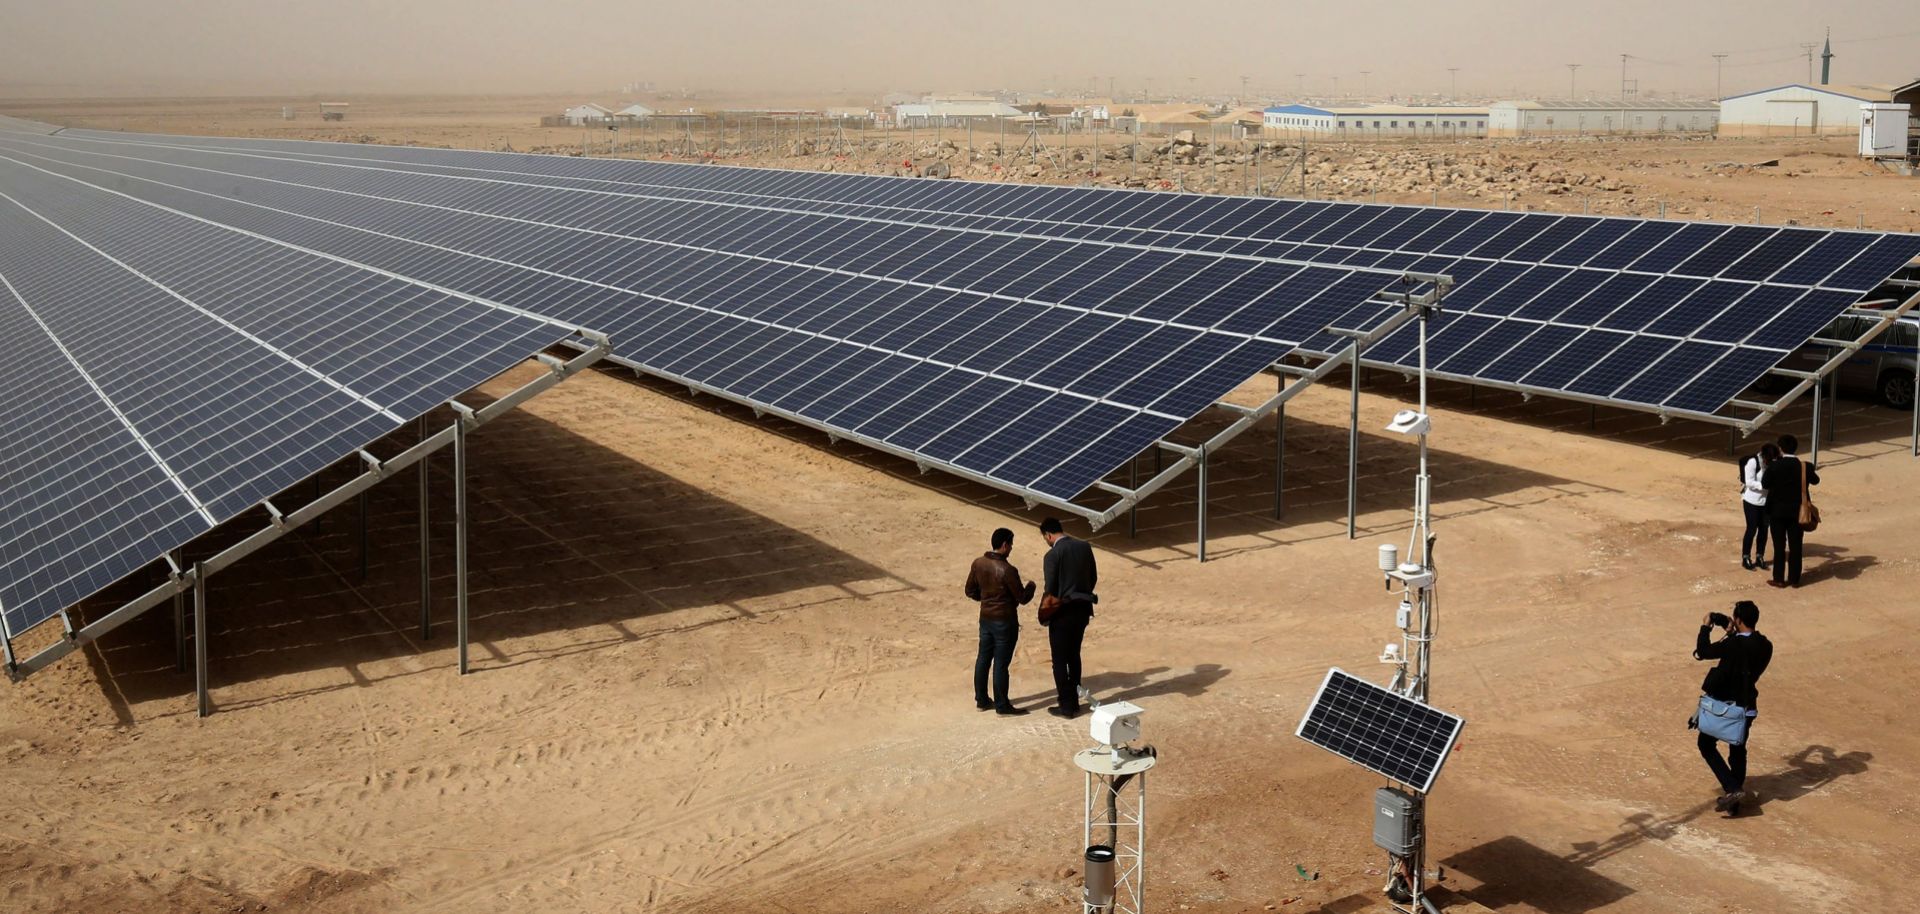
left=419, top=416, right=431, bottom=639
left=454, top=413, right=470, bottom=675
left=1811, top=377, right=1823, bottom=466
left=1827, top=372, right=1838, bottom=446
left=1128, top=457, right=1138, bottom=538
left=357, top=490, right=369, bottom=582
left=171, top=549, right=186, bottom=672
left=1195, top=446, right=1209, bottom=563
left=1274, top=401, right=1287, bottom=520
left=1912, top=369, right=1919, bottom=457
left=193, top=564, right=209, bottom=718
left=1347, top=348, right=1361, bottom=540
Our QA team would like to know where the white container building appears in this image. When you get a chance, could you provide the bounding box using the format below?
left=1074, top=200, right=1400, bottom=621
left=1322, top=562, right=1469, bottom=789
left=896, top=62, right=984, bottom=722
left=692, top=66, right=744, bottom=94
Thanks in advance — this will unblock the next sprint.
left=1261, top=105, right=1488, bottom=138
left=1487, top=100, right=1718, bottom=137
left=1716, top=83, right=1917, bottom=136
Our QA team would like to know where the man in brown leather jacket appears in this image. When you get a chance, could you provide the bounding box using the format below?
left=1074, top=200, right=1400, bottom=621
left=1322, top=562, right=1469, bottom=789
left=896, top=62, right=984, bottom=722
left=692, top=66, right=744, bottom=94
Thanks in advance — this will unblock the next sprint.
left=966, top=527, right=1036, bottom=715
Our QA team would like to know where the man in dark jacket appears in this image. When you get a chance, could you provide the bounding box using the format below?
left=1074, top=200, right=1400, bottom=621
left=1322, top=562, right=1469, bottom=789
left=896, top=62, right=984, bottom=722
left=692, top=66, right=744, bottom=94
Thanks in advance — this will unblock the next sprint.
left=1039, top=517, right=1098, bottom=719
left=1759, top=433, right=1819, bottom=588
left=965, top=527, right=1035, bottom=715
left=1694, top=600, right=1773, bottom=813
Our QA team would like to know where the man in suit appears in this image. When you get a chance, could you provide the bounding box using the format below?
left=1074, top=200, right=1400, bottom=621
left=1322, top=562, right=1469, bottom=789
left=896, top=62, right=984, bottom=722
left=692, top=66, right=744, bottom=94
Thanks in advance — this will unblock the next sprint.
left=1759, top=433, right=1819, bottom=588
left=1693, top=601, right=1773, bottom=814
left=965, top=528, right=1035, bottom=716
left=1039, top=517, right=1099, bottom=719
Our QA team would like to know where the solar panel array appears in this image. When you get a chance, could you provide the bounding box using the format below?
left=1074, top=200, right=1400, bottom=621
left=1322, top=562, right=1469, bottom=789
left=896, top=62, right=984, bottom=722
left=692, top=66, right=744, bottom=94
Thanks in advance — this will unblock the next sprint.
left=0, top=128, right=1413, bottom=508
left=5, top=118, right=1918, bottom=642
left=1295, top=668, right=1465, bottom=794
left=84, top=131, right=1920, bottom=420
left=0, top=152, right=577, bottom=640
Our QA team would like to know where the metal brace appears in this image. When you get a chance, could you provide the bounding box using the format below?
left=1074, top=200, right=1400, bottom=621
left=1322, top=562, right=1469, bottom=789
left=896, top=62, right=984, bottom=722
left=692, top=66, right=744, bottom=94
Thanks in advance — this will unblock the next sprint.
left=536, top=353, right=568, bottom=373
left=357, top=449, right=385, bottom=479
left=263, top=500, right=289, bottom=530
left=448, top=400, right=478, bottom=429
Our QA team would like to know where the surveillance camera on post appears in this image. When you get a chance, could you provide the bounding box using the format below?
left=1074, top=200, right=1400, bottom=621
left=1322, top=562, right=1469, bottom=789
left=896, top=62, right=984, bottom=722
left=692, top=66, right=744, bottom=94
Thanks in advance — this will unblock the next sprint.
left=1088, top=701, right=1147, bottom=768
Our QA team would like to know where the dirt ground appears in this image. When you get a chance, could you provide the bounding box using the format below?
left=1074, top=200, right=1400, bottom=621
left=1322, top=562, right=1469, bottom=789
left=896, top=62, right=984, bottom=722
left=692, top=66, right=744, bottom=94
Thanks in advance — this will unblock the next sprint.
left=1, top=97, right=1918, bottom=914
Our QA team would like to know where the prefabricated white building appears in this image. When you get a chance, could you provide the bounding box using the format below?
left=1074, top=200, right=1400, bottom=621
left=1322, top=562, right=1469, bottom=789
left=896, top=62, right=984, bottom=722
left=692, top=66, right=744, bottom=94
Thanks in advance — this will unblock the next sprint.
left=1716, top=83, right=1914, bottom=136
left=1488, top=100, right=1718, bottom=137
left=1261, top=105, right=1488, bottom=138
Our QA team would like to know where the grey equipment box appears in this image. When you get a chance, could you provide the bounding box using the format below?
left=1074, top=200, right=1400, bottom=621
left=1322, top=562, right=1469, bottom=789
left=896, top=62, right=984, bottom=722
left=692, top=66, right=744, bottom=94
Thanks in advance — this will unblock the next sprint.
left=1372, top=787, right=1420, bottom=856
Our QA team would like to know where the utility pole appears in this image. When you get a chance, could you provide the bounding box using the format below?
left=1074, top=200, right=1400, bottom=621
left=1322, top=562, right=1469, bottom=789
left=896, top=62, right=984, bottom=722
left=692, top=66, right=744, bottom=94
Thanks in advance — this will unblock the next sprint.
left=1240, top=74, right=1250, bottom=102
left=1447, top=68, right=1459, bottom=101
left=1332, top=75, right=1341, bottom=98
left=1799, top=43, right=1817, bottom=84
left=1360, top=70, right=1370, bottom=99
left=1619, top=53, right=1631, bottom=97
left=1109, top=75, right=1116, bottom=99
left=1296, top=72, right=1305, bottom=98
left=1712, top=53, right=1728, bottom=100
left=1567, top=63, right=1581, bottom=99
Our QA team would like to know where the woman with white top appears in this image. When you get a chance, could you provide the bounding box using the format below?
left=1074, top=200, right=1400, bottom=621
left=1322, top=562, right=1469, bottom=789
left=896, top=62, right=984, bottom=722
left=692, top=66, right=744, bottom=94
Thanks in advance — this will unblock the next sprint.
left=1741, top=443, right=1780, bottom=571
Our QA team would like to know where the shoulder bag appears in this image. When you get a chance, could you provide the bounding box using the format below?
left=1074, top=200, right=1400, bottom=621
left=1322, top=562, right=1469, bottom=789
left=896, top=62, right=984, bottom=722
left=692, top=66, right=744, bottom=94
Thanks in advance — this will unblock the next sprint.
left=1695, top=695, right=1751, bottom=745
left=1797, top=460, right=1820, bottom=532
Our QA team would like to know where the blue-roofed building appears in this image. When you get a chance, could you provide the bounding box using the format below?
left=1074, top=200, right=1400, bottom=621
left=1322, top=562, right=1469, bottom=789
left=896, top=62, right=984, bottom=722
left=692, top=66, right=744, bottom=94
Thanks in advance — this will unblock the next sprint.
left=1262, top=104, right=1488, bottom=137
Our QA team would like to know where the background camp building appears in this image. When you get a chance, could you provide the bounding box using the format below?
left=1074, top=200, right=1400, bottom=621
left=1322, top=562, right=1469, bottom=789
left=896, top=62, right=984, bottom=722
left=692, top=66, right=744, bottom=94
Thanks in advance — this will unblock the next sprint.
left=1487, top=100, right=1719, bottom=137
left=1262, top=105, right=1489, bottom=138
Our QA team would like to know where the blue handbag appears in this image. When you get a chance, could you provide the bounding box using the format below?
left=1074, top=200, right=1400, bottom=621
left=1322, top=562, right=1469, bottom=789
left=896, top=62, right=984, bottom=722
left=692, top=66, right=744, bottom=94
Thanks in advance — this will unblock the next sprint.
left=1696, top=695, right=1750, bottom=745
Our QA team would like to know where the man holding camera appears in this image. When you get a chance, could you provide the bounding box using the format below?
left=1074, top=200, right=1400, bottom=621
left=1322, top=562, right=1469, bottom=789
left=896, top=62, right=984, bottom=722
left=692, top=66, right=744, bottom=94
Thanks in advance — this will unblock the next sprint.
left=1693, top=601, right=1772, bottom=813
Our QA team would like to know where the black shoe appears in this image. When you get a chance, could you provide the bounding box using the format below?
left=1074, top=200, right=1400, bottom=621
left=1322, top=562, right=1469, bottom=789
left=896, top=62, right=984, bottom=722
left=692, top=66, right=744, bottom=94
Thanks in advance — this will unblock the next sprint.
left=976, top=701, right=993, bottom=711
left=1714, top=789, right=1746, bottom=811
left=1755, top=557, right=1768, bottom=569
left=1741, top=556, right=1754, bottom=571
left=1767, top=580, right=1788, bottom=589
left=995, top=706, right=1030, bottom=716
left=1047, top=706, right=1080, bottom=720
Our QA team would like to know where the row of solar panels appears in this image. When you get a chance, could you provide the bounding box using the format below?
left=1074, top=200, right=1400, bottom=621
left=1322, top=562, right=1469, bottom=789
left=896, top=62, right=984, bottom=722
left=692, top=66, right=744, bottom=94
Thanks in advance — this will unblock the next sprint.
left=0, top=149, right=577, bottom=639
left=46, top=127, right=1920, bottom=421
left=3, top=117, right=1918, bottom=648
left=0, top=130, right=1409, bottom=507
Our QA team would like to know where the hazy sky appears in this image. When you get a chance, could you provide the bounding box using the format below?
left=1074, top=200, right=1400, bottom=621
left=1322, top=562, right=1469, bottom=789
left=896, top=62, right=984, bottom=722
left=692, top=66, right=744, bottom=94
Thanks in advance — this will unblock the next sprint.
left=2, top=0, right=1916, bottom=100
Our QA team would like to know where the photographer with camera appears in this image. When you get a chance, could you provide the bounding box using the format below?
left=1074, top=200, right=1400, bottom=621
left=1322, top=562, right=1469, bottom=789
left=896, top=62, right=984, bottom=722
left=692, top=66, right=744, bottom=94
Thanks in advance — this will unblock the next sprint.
left=1692, top=601, right=1772, bottom=814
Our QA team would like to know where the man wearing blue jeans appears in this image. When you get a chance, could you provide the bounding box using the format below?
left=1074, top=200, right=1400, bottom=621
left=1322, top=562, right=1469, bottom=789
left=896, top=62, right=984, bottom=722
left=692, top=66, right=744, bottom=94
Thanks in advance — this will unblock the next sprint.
left=966, top=528, right=1035, bottom=716
left=1694, top=600, right=1772, bottom=814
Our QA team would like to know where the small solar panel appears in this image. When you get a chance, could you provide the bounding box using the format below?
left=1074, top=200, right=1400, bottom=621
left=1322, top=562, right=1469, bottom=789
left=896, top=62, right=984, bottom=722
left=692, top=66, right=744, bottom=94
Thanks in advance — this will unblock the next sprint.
left=1295, top=668, right=1465, bottom=794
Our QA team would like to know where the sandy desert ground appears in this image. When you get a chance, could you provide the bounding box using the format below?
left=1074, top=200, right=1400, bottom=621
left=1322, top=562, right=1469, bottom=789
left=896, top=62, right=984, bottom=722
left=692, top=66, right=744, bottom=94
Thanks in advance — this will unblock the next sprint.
left=0, top=97, right=1917, bottom=914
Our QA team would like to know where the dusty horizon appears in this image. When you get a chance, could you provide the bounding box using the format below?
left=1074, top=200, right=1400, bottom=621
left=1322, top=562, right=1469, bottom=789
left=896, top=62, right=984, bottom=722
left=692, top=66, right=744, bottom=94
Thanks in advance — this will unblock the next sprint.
left=2, top=0, right=1917, bottom=102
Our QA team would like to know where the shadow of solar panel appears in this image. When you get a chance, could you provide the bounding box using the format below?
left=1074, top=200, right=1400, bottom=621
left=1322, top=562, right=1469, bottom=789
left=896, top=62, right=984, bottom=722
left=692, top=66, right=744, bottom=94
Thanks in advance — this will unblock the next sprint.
left=1295, top=668, right=1465, bottom=794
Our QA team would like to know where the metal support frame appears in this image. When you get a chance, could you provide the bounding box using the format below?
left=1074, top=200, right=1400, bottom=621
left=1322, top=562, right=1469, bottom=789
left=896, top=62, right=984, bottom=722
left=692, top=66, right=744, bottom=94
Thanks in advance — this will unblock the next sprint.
left=1274, top=398, right=1287, bottom=520
left=1350, top=288, right=1920, bottom=438
left=2, top=334, right=609, bottom=683
left=193, top=563, right=208, bottom=717
left=357, top=490, right=370, bottom=582
left=574, top=274, right=1449, bottom=542
left=418, top=415, right=431, bottom=639
left=1811, top=375, right=1823, bottom=465
left=1348, top=340, right=1363, bottom=540
left=1083, top=769, right=1148, bottom=914
left=1195, top=447, right=1209, bottom=562
left=452, top=400, right=473, bottom=676
left=169, top=549, right=185, bottom=672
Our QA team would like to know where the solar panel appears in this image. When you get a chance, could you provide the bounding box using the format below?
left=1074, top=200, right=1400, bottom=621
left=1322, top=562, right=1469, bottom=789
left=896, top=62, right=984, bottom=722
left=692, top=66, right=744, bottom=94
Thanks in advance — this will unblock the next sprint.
left=0, top=129, right=1413, bottom=511
left=1295, top=668, right=1465, bottom=794
left=62, top=129, right=1920, bottom=421
left=0, top=151, right=578, bottom=642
